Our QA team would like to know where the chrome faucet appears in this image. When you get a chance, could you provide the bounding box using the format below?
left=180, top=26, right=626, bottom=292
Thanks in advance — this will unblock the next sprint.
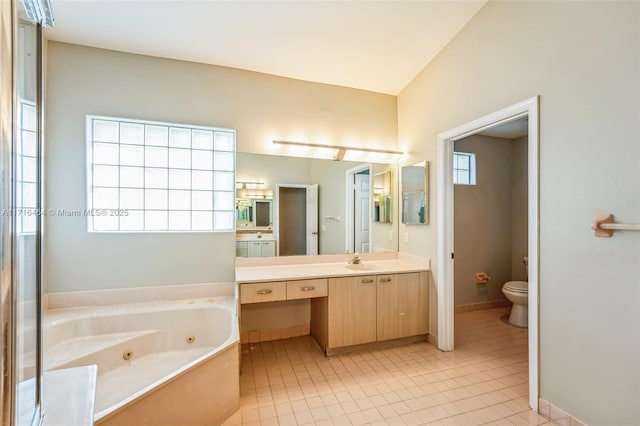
left=350, top=253, right=361, bottom=264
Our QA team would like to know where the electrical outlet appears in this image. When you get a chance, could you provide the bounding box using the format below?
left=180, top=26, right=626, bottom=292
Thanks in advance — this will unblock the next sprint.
left=404, top=232, right=409, bottom=243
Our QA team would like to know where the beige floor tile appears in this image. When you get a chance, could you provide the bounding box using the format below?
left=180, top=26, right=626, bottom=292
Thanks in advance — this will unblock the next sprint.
left=236, top=307, right=535, bottom=426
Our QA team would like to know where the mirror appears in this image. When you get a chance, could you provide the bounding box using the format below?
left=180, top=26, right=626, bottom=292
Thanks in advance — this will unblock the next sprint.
left=236, top=198, right=273, bottom=227
left=373, top=170, right=392, bottom=223
left=236, top=152, right=399, bottom=256
left=402, top=161, right=429, bottom=224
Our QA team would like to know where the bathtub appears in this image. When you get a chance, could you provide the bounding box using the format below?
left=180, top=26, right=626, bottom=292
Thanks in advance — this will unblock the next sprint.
left=43, top=296, right=239, bottom=426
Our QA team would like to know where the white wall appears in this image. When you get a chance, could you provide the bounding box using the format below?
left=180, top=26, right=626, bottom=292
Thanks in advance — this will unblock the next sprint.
left=398, top=2, right=639, bottom=424
left=45, top=41, right=397, bottom=293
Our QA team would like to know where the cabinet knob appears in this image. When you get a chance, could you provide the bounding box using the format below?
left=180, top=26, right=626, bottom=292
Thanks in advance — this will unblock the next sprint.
left=256, top=289, right=273, bottom=295
left=300, top=286, right=316, bottom=291
left=379, top=278, right=392, bottom=283
left=361, top=279, right=374, bottom=284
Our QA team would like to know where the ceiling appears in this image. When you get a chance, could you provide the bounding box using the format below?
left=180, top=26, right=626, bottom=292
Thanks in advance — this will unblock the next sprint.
left=45, top=1, right=486, bottom=95
left=477, top=117, right=528, bottom=139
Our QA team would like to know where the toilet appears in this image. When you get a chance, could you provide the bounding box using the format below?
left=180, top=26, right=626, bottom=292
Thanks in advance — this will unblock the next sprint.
left=502, top=257, right=528, bottom=327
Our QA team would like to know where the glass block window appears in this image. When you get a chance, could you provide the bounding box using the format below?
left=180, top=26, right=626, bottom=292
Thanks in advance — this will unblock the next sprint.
left=16, top=100, right=38, bottom=234
left=87, top=116, right=236, bottom=232
left=453, top=152, right=476, bottom=185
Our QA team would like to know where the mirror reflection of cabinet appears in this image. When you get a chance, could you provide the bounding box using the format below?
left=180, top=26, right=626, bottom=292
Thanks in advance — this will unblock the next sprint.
left=401, top=161, right=429, bottom=225
left=373, top=170, right=392, bottom=223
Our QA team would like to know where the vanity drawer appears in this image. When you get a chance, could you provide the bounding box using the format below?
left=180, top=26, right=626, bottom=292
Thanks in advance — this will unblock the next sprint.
left=240, top=281, right=286, bottom=304
left=287, top=278, right=328, bottom=300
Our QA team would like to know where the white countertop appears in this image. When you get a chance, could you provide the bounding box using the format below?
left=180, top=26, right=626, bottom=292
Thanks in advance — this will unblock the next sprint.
left=236, top=233, right=276, bottom=241
left=236, top=253, right=430, bottom=283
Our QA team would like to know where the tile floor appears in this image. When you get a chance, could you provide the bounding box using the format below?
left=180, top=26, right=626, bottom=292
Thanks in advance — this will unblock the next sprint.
left=224, top=307, right=549, bottom=425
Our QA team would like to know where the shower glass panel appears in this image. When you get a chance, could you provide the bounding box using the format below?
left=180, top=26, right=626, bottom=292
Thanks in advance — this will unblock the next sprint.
left=15, top=3, right=42, bottom=424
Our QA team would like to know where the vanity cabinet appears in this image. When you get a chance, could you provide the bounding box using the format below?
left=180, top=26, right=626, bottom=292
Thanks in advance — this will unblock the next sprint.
left=315, top=272, right=428, bottom=353
left=236, top=240, right=276, bottom=258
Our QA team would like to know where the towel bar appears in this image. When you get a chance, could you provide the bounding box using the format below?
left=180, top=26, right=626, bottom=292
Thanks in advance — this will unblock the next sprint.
left=592, top=214, right=640, bottom=237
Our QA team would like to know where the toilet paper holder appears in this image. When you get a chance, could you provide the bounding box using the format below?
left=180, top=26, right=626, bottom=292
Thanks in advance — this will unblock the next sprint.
left=475, top=272, right=491, bottom=284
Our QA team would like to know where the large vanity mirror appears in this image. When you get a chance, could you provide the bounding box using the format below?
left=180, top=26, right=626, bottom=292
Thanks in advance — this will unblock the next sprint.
left=236, top=152, right=399, bottom=257
left=401, top=161, right=429, bottom=225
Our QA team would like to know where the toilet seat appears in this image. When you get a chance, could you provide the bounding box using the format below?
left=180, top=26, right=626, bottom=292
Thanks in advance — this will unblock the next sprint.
left=503, top=281, right=528, bottom=293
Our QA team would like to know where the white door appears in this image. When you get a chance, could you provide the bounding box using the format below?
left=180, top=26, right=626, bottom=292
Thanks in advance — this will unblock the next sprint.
left=354, top=173, right=370, bottom=253
left=306, top=184, right=319, bottom=255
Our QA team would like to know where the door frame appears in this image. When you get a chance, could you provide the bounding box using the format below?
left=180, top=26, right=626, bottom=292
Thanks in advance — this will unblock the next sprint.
left=345, top=164, right=372, bottom=254
left=436, top=96, right=539, bottom=410
left=274, top=183, right=318, bottom=255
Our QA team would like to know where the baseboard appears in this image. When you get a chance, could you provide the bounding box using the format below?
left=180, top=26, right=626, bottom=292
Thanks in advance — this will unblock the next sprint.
left=324, top=334, right=428, bottom=356
left=426, top=333, right=438, bottom=346
left=455, top=299, right=511, bottom=313
left=538, top=398, right=587, bottom=426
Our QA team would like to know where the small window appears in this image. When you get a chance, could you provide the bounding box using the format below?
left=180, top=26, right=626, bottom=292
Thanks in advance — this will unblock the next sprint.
left=453, top=152, right=476, bottom=185
left=86, top=116, right=236, bottom=232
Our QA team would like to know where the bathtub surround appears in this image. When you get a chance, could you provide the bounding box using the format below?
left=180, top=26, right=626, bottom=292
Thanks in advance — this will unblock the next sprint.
left=44, top=289, right=239, bottom=425
left=397, top=2, right=639, bottom=424
left=453, top=135, right=527, bottom=307
left=45, top=282, right=235, bottom=310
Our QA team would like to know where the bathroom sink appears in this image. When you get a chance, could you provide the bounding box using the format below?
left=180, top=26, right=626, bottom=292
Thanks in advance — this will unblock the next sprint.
left=344, top=263, right=380, bottom=271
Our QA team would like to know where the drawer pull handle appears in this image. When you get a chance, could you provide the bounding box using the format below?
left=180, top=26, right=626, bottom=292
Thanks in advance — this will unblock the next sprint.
left=301, top=286, right=316, bottom=291
left=256, top=289, right=273, bottom=295
left=361, top=279, right=374, bottom=284
left=379, top=278, right=392, bottom=283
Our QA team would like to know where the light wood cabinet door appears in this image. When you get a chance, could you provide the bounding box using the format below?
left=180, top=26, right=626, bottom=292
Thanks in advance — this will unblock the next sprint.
left=328, top=275, right=377, bottom=348
left=240, top=281, right=286, bottom=304
left=376, top=272, right=424, bottom=341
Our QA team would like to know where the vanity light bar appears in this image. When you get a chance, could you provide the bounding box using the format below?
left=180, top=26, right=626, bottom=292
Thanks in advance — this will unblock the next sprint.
left=272, top=140, right=404, bottom=162
left=236, top=181, right=264, bottom=189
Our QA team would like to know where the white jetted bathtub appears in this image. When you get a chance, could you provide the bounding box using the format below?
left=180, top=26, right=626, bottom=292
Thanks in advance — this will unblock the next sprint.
left=43, top=296, right=239, bottom=426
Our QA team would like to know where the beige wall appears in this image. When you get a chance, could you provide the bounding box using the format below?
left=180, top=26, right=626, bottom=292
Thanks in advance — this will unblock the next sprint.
left=453, top=135, right=520, bottom=306
left=44, top=42, right=397, bottom=293
left=511, top=136, right=528, bottom=281
left=398, top=1, right=639, bottom=424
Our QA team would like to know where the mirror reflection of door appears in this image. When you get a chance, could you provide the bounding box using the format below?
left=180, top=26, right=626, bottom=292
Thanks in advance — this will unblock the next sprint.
left=354, top=171, right=370, bottom=253
left=276, top=184, right=318, bottom=256
left=253, top=200, right=271, bottom=226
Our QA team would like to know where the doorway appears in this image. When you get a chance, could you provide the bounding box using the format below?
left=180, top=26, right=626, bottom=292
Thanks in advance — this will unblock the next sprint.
left=437, top=97, right=539, bottom=410
left=345, top=165, right=372, bottom=254
left=275, top=184, right=318, bottom=256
